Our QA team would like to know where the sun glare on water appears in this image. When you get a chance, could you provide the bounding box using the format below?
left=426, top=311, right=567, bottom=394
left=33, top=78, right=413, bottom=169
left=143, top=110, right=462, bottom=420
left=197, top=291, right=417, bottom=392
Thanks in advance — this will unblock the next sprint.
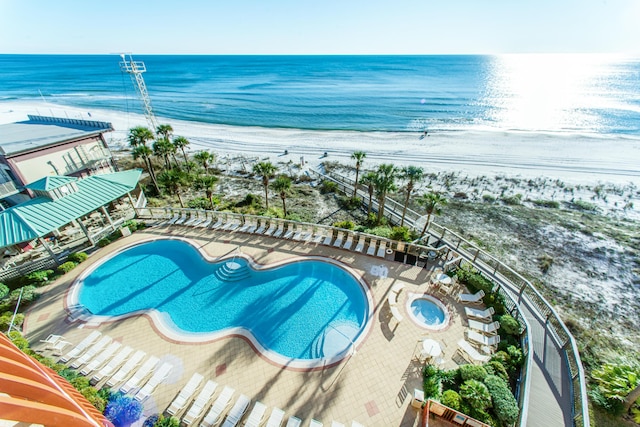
left=482, top=53, right=628, bottom=133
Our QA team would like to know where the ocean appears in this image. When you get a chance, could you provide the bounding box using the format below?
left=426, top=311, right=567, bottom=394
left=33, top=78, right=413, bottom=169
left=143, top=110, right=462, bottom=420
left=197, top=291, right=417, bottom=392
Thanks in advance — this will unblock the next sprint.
left=0, top=54, right=639, bottom=136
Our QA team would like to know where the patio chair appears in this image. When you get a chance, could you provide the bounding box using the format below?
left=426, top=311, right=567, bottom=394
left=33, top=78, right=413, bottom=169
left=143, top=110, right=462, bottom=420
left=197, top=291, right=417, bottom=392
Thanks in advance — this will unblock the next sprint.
left=254, top=220, right=266, bottom=234
left=222, top=217, right=242, bottom=231
left=466, top=330, right=500, bottom=348
left=50, top=339, right=72, bottom=356
left=322, top=233, right=334, bottom=246
left=182, top=380, right=218, bottom=425
left=80, top=341, right=122, bottom=375
left=272, top=223, right=285, bottom=238
left=353, top=237, right=365, bottom=252
left=200, top=386, right=235, bottom=427
left=166, top=372, right=205, bottom=416
left=457, top=290, right=485, bottom=304
left=376, top=241, right=387, bottom=258
left=244, top=401, right=267, bottom=427
left=134, top=361, right=174, bottom=402
left=298, top=228, right=313, bottom=242
left=167, top=213, right=185, bottom=225
left=239, top=220, right=257, bottom=233
left=464, top=306, right=494, bottom=321
left=184, top=213, right=200, bottom=226
left=120, top=356, right=160, bottom=394
left=107, top=350, right=146, bottom=388
left=266, top=408, right=285, bottom=427
left=457, top=339, right=490, bottom=364
left=59, top=330, right=101, bottom=363
left=173, top=212, right=189, bottom=225
left=92, top=346, right=133, bottom=384
left=286, top=416, right=302, bottom=427
left=333, top=232, right=344, bottom=247
left=283, top=224, right=296, bottom=239
left=342, top=234, right=354, bottom=250
left=468, top=319, right=501, bottom=335
left=70, top=335, right=112, bottom=369
left=311, top=230, right=326, bottom=244
left=221, top=394, right=250, bottom=427
left=264, top=222, right=277, bottom=235
left=210, top=217, right=225, bottom=229
left=40, top=334, right=65, bottom=346
left=199, top=215, right=213, bottom=228
left=366, top=239, right=378, bottom=256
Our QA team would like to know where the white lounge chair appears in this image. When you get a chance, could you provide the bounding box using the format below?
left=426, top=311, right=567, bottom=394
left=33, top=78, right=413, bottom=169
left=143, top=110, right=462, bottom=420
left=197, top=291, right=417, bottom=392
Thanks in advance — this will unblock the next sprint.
left=464, top=306, right=495, bottom=321
left=376, top=241, right=387, bottom=258
left=283, top=225, right=296, bottom=239
left=264, top=222, right=277, bottom=235
left=201, top=386, right=235, bottom=427
left=272, top=223, right=285, bottom=238
left=184, top=213, right=200, bottom=226
left=40, top=334, right=65, bottom=346
left=59, top=330, right=101, bottom=363
left=50, top=339, right=72, bottom=356
left=222, top=218, right=242, bottom=231
left=353, top=237, right=365, bottom=252
left=168, top=213, right=186, bottom=225
left=221, top=394, right=250, bottom=427
left=286, top=416, right=302, bottom=427
left=182, top=380, right=218, bottom=425
left=70, top=335, right=112, bottom=369
left=466, top=330, right=500, bottom=348
left=81, top=341, right=122, bottom=375
left=244, top=401, right=267, bottom=427
left=311, top=231, right=326, bottom=244
left=210, top=217, right=225, bottom=229
left=310, top=420, right=323, bottom=427
left=468, top=319, right=501, bottom=335
left=331, top=422, right=345, bottom=427
left=342, top=234, right=354, bottom=250
left=333, top=232, right=344, bottom=247
left=254, top=221, right=266, bottom=234
left=322, top=233, right=334, bottom=245
left=457, top=339, right=491, bottom=364
left=239, top=220, right=257, bottom=233
left=92, top=346, right=133, bottom=384
left=457, top=290, right=485, bottom=304
left=107, top=350, right=147, bottom=388
left=366, top=239, right=378, bottom=256
left=120, top=356, right=160, bottom=394
left=266, top=408, right=285, bottom=427
left=167, top=372, right=205, bottom=416
left=134, top=361, right=174, bottom=402
left=199, top=216, right=213, bottom=228
left=351, top=421, right=365, bottom=427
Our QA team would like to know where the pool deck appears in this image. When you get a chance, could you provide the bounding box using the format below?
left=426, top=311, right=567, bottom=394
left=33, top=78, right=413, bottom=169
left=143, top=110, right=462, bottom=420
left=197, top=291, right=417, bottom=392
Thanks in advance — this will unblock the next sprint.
left=24, top=226, right=475, bottom=427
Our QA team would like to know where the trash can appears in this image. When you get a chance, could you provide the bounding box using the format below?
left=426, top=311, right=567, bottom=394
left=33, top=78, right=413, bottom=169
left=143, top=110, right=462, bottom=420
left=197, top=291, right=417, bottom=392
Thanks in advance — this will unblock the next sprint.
left=412, top=389, right=424, bottom=409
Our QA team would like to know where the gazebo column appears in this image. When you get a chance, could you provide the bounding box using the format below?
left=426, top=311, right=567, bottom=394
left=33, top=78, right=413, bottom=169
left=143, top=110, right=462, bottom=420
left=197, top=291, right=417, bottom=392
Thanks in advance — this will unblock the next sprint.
left=77, top=220, right=94, bottom=246
left=127, top=192, right=136, bottom=209
left=100, top=206, right=116, bottom=231
left=37, top=237, right=60, bottom=265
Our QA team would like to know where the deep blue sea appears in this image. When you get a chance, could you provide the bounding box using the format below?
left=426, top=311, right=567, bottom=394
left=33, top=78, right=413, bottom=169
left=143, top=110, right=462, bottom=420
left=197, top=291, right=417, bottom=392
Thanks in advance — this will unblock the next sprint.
left=1, top=54, right=639, bottom=135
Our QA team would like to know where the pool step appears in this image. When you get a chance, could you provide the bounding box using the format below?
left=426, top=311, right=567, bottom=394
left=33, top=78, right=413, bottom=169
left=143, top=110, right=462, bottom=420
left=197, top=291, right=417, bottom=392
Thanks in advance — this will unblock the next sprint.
left=215, top=261, right=251, bottom=282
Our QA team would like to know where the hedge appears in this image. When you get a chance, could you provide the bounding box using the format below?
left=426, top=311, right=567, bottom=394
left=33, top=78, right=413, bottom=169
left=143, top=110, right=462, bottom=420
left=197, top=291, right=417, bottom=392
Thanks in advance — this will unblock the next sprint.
left=56, top=261, right=78, bottom=275
left=441, top=390, right=462, bottom=411
left=460, top=364, right=488, bottom=382
left=484, top=375, right=519, bottom=425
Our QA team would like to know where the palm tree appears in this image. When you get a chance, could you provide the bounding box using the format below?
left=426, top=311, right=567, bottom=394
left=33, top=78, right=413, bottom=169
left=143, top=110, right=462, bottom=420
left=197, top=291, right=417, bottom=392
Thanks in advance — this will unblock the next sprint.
left=127, top=126, right=154, bottom=148
left=272, top=175, right=292, bottom=217
left=156, top=124, right=173, bottom=141
left=153, top=138, right=174, bottom=169
left=195, top=175, right=219, bottom=209
left=351, top=150, right=366, bottom=197
left=416, top=192, right=448, bottom=236
left=173, top=136, right=191, bottom=166
left=194, top=150, right=215, bottom=175
left=373, top=163, right=398, bottom=224
left=157, top=169, right=189, bottom=208
left=400, top=166, right=425, bottom=226
left=132, top=144, right=160, bottom=194
left=253, top=161, right=278, bottom=210
left=360, top=172, right=377, bottom=217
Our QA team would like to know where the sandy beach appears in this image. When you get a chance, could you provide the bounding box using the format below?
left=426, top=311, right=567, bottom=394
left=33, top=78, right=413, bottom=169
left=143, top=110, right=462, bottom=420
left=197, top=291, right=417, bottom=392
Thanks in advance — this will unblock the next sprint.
left=3, top=100, right=640, bottom=188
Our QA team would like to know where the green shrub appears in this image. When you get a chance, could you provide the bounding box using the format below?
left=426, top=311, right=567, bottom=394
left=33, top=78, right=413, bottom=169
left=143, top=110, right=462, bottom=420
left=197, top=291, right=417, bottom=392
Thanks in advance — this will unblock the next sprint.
left=236, top=193, right=261, bottom=208
left=506, top=345, right=524, bottom=369
left=459, top=379, right=492, bottom=411
left=501, top=193, right=523, bottom=205
left=337, top=196, right=361, bottom=210
left=499, top=314, right=521, bottom=336
left=455, top=266, right=495, bottom=294
left=71, top=376, right=91, bottom=390
left=441, top=390, right=462, bottom=411
left=439, top=368, right=462, bottom=391
left=67, top=252, right=88, bottom=263
left=0, top=311, right=24, bottom=331
left=56, top=261, right=78, bottom=275
left=482, top=194, right=496, bottom=203
left=389, top=226, right=411, bottom=242
left=8, top=331, right=30, bottom=352
left=25, top=270, right=54, bottom=286
left=332, top=220, right=355, bottom=230
left=9, top=286, right=39, bottom=305
left=572, top=199, right=598, bottom=211
left=460, top=364, right=488, bottom=382
left=319, top=180, right=338, bottom=194
left=187, top=197, right=211, bottom=209
left=367, top=226, right=392, bottom=239
left=0, top=283, right=8, bottom=299
left=484, top=361, right=510, bottom=384
left=483, top=292, right=506, bottom=316
left=423, top=364, right=443, bottom=400
left=537, top=254, right=554, bottom=273
left=532, top=199, right=560, bottom=209
left=484, top=375, right=519, bottom=425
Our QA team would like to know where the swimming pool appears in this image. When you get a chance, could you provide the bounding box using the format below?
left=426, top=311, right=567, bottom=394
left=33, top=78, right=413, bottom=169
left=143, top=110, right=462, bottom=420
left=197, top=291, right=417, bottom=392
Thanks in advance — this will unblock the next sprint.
left=407, top=294, right=449, bottom=330
left=72, top=239, right=371, bottom=367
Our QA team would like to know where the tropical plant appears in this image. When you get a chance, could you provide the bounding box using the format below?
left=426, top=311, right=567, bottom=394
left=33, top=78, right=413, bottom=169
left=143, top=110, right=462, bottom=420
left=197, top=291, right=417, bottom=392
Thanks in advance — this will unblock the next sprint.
left=127, top=126, right=154, bottom=148
left=0, top=283, right=8, bottom=300
left=484, top=375, right=519, bottom=425
left=156, top=124, right=173, bottom=141
left=157, top=169, right=190, bottom=208
left=373, top=164, right=398, bottom=224
left=441, top=389, right=462, bottom=411
left=271, top=175, right=292, bottom=217
left=56, top=261, right=77, bottom=275
left=416, top=192, right=448, bottom=236
left=351, top=150, right=366, bottom=197
left=194, top=175, right=219, bottom=209
left=591, top=363, right=640, bottom=414
left=459, top=379, right=492, bottom=412
left=132, top=144, right=161, bottom=194
left=194, top=150, right=215, bottom=174
left=253, top=161, right=278, bottom=210
left=66, top=252, right=88, bottom=263
left=360, top=171, right=377, bottom=216
left=173, top=136, right=191, bottom=166
left=460, top=364, right=489, bottom=382
left=399, top=165, right=424, bottom=226
left=152, top=138, right=175, bottom=169
left=498, top=314, right=521, bottom=336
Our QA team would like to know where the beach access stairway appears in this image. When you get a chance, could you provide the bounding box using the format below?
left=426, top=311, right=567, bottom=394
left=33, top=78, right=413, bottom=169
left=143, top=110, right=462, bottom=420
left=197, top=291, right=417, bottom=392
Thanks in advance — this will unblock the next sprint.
left=134, top=169, right=589, bottom=427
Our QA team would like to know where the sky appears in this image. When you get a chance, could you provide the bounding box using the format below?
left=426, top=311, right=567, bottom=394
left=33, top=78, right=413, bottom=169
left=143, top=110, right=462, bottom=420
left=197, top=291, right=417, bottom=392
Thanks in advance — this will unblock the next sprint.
left=1, top=0, right=639, bottom=54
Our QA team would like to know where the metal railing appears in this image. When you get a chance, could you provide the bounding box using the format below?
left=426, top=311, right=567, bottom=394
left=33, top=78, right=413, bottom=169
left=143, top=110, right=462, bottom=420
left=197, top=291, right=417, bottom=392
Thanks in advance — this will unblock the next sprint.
left=319, top=169, right=589, bottom=427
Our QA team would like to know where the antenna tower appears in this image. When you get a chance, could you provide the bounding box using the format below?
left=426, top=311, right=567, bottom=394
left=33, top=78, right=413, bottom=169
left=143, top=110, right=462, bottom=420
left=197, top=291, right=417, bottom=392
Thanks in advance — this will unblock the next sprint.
left=119, top=54, right=159, bottom=133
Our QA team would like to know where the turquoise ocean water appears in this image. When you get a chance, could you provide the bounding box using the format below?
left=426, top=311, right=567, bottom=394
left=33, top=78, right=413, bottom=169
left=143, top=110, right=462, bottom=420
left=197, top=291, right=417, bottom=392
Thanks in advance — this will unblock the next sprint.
left=0, top=54, right=639, bottom=135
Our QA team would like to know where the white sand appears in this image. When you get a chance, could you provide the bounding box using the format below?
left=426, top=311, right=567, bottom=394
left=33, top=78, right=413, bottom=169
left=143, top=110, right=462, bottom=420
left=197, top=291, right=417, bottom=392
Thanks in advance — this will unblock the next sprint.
left=2, top=100, right=640, bottom=186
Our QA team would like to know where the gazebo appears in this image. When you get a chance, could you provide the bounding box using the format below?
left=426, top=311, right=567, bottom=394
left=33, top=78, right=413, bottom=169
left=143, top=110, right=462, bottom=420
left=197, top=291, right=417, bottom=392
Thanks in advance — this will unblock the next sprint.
left=0, top=169, right=142, bottom=275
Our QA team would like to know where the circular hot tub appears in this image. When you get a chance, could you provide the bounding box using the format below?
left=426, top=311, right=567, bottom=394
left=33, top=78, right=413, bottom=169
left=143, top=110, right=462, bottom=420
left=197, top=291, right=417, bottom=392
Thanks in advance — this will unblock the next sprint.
left=407, top=294, right=450, bottom=330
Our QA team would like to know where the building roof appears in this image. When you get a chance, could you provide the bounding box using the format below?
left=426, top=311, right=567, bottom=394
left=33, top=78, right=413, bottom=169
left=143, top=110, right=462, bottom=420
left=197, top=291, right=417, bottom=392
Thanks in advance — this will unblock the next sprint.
left=0, top=169, right=141, bottom=248
left=0, top=115, right=113, bottom=157
left=25, top=175, right=78, bottom=191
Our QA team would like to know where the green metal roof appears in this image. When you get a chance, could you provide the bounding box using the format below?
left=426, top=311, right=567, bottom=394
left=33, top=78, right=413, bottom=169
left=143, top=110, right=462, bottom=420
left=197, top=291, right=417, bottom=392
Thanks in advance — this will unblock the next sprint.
left=25, top=175, right=78, bottom=191
left=0, top=169, right=142, bottom=248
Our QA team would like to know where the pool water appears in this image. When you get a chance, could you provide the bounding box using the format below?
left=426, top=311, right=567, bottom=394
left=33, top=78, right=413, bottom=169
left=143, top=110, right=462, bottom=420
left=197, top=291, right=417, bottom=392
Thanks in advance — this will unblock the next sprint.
left=77, top=239, right=369, bottom=362
left=408, top=296, right=448, bottom=330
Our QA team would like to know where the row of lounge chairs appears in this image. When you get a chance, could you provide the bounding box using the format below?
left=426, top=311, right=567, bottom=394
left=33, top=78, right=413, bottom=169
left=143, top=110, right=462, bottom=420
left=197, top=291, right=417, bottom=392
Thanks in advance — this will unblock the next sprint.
left=165, top=372, right=365, bottom=427
left=48, top=331, right=173, bottom=402
left=455, top=290, right=502, bottom=364
left=163, top=211, right=391, bottom=258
